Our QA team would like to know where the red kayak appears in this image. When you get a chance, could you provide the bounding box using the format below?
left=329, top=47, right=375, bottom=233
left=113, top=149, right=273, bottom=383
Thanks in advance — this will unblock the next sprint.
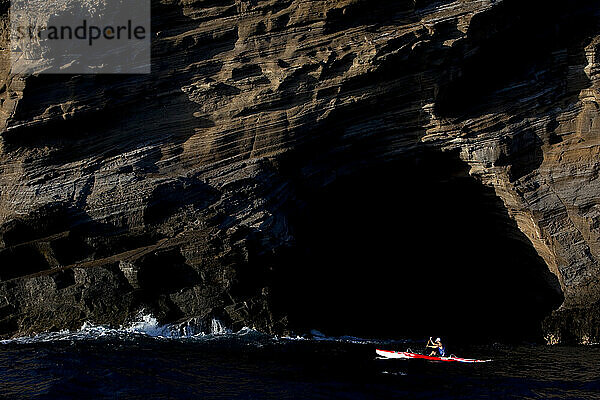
left=376, top=349, right=491, bottom=363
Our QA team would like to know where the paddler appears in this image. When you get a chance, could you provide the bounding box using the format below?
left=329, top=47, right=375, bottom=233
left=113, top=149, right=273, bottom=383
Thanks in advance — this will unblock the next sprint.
left=426, top=337, right=446, bottom=357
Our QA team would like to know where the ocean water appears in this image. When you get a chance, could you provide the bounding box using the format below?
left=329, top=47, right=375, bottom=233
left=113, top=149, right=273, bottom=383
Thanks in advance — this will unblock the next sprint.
left=0, top=317, right=598, bottom=399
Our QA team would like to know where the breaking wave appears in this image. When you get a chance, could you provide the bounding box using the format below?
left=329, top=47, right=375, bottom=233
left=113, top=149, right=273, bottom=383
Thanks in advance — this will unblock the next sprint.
left=0, top=313, right=413, bottom=346
left=0, top=313, right=262, bottom=345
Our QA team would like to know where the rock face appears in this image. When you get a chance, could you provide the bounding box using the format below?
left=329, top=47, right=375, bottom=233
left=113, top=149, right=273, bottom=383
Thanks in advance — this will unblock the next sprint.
left=0, top=0, right=599, bottom=343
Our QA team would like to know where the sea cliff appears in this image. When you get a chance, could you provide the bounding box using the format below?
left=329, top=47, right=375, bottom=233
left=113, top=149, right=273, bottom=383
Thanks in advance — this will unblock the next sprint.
left=1, top=0, right=599, bottom=343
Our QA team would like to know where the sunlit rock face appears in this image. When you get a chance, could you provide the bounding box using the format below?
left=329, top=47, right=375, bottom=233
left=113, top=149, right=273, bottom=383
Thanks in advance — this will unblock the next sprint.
left=0, top=0, right=599, bottom=343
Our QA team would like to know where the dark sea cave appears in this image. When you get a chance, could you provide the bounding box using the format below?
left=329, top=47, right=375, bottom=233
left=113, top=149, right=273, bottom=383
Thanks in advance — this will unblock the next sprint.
left=272, top=148, right=564, bottom=343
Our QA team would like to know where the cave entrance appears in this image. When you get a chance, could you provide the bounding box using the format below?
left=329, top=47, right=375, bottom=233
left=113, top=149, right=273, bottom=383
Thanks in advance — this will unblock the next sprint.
left=273, top=148, right=563, bottom=343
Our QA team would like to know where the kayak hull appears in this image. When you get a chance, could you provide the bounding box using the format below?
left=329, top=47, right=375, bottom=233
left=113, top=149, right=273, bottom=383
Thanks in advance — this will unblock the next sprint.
left=376, top=349, right=491, bottom=363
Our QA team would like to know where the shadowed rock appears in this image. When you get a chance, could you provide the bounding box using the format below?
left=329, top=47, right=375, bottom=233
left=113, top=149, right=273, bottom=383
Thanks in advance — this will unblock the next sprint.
left=0, top=0, right=599, bottom=343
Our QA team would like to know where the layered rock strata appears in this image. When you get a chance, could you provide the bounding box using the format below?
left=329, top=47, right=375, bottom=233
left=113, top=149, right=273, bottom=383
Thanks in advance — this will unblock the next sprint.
left=0, top=0, right=599, bottom=342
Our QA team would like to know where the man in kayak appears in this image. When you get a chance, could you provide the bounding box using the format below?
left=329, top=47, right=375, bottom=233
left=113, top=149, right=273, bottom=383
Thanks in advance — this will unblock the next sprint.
left=426, top=337, right=446, bottom=357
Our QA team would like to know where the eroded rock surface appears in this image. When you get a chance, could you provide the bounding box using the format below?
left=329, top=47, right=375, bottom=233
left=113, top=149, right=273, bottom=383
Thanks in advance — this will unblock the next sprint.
left=0, top=0, right=599, bottom=342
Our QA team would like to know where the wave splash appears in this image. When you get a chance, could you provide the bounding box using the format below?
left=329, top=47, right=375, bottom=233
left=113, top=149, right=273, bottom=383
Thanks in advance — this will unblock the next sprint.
left=0, top=313, right=258, bottom=345
left=0, top=313, right=412, bottom=346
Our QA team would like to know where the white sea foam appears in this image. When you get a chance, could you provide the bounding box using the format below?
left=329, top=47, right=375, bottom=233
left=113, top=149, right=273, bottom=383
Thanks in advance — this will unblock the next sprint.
left=381, top=371, right=408, bottom=376
left=0, top=313, right=245, bottom=344
left=1, top=314, right=412, bottom=346
left=281, top=329, right=413, bottom=346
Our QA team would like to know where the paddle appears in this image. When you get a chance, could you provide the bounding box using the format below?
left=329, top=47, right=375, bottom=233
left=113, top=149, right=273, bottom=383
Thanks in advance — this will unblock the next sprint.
left=424, top=337, right=433, bottom=354
left=425, top=337, right=438, bottom=355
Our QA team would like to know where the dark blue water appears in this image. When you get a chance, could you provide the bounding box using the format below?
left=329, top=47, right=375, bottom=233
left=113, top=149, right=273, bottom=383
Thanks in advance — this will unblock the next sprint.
left=1, top=325, right=598, bottom=399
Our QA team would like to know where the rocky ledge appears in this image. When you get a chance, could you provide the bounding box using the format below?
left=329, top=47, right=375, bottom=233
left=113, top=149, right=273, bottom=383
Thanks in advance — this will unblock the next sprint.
left=0, top=0, right=600, bottom=343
